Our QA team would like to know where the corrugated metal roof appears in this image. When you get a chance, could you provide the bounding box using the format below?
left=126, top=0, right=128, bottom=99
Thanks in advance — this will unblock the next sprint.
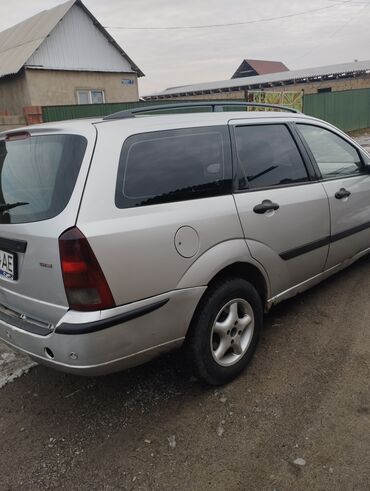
left=232, top=59, right=289, bottom=78
left=0, top=0, right=74, bottom=79
left=148, top=60, right=370, bottom=97
left=244, top=59, right=289, bottom=75
left=0, top=0, right=144, bottom=79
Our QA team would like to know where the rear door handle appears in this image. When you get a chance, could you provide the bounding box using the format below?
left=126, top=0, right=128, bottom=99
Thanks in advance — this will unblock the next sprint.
left=335, top=188, right=351, bottom=199
left=253, top=199, right=280, bottom=214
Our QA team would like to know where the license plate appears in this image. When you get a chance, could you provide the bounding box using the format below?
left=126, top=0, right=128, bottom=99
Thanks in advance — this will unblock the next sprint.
left=0, top=249, right=17, bottom=280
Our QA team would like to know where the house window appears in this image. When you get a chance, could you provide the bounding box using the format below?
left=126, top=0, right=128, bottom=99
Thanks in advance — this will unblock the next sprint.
left=76, top=90, right=105, bottom=105
left=317, top=87, right=332, bottom=93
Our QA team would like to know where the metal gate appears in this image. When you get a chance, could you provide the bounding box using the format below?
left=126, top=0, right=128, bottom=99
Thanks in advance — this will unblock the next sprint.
left=247, top=90, right=303, bottom=112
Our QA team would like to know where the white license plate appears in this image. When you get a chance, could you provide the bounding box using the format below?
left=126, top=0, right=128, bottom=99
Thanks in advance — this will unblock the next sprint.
left=0, top=249, right=16, bottom=280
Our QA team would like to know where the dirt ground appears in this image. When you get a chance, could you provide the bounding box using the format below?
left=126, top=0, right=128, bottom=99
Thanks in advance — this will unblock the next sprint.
left=0, top=254, right=369, bottom=490
left=0, top=135, right=369, bottom=490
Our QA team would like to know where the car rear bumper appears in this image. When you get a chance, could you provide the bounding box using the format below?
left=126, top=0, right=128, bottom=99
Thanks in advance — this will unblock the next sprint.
left=0, top=287, right=205, bottom=376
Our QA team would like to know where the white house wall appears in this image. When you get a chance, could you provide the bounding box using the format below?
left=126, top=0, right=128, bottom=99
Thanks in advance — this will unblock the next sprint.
left=26, top=4, right=134, bottom=73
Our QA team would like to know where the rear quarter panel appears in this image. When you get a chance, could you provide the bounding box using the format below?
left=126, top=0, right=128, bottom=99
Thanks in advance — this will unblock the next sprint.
left=77, top=120, right=247, bottom=305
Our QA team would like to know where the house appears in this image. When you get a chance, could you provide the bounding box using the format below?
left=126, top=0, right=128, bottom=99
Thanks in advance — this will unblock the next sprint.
left=231, top=59, right=289, bottom=79
left=145, top=60, right=370, bottom=100
left=0, top=0, right=144, bottom=114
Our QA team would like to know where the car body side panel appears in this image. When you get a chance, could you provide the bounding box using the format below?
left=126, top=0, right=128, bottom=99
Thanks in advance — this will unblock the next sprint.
left=322, top=175, right=370, bottom=268
left=292, top=120, right=370, bottom=270
left=176, top=238, right=270, bottom=294
left=78, top=122, right=245, bottom=306
left=78, top=196, right=244, bottom=305
left=233, top=182, right=331, bottom=297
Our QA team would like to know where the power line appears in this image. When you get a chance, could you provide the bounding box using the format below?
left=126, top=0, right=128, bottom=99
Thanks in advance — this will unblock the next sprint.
left=291, top=0, right=367, bottom=62
left=104, top=0, right=355, bottom=30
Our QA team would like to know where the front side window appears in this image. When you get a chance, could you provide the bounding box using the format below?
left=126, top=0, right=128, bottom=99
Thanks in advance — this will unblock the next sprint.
left=297, top=124, right=362, bottom=178
left=0, top=134, right=87, bottom=224
left=116, top=127, right=231, bottom=208
left=235, top=124, right=308, bottom=189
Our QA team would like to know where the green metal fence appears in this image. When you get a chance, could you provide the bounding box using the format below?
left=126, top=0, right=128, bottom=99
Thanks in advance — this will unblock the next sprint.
left=303, top=88, right=370, bottom=132
left=42, top=100, right=171, bottom=122
left=41, top=99, right=240, bottom=122
left=42, top=89, right=370, bottom=133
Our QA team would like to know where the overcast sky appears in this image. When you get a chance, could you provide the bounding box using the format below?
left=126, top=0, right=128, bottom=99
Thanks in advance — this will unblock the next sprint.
left=0, top=0, right=369, bottom=96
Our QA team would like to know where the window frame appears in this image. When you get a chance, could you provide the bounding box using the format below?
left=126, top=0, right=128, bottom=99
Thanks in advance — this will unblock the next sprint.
left=115, top=125, right=233, bottom=209
left=76, top=89, right=105, bottom=105
left=294, top=122, right=366, bottom=182
left=230, top=121, right=318, bottom=193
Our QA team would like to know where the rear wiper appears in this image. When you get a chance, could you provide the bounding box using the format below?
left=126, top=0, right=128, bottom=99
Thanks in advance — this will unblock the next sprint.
left=0, top=202, right=29, bottom=213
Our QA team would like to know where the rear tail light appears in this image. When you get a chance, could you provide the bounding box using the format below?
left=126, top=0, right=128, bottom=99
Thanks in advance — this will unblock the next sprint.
left=59, top=227, right=115, bottom=311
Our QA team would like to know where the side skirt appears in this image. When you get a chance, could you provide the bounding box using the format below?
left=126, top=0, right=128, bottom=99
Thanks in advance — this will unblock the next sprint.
left=267, top=246, right=370, bottom=308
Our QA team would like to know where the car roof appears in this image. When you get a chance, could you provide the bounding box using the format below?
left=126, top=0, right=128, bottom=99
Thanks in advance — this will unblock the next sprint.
left=1, top=111, right=320, bottom=136
left=98, top=110, right=314, bottom=125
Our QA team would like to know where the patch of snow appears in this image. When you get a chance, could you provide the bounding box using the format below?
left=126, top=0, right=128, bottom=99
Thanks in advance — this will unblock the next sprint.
left=0, top=343, right=36, bottom=389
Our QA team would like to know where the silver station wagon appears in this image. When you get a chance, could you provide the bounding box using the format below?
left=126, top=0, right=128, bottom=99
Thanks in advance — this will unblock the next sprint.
left=0, top=102, right=369, bottom=385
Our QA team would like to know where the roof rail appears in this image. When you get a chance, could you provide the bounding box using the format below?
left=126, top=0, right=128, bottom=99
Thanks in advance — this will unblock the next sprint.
left=103, top=101, right=299, bottom=120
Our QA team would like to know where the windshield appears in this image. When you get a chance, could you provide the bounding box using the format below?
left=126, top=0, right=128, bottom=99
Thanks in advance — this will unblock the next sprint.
left=0, top=134, right=87, bottom=224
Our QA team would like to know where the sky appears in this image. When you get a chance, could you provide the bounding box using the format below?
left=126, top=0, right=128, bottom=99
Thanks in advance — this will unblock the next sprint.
left=0, top=0, right=369, bottom=96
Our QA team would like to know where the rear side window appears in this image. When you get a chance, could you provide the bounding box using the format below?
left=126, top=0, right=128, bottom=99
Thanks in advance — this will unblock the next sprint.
left=116, top=126, right=231, bottom=208
left=0, top=134, right=87, bottom=224
left=234, top=124, right=309, bottom=189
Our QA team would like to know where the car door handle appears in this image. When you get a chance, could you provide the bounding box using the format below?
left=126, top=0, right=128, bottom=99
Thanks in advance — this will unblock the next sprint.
left=335, top=188, right=351, bottom=199
left=253, top=199, right=280, bottom=214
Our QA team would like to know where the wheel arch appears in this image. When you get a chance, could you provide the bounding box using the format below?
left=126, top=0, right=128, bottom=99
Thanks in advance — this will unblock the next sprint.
left=176, top=239, right=270, bottom=311
left=207, top=262, right=268, bottom=308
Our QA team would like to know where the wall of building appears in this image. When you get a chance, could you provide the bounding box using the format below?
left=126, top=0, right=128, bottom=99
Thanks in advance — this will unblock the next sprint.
left=151, top=74, right=370, bottom=100
left=265, top=74, right=370, bottom=95
left=163, top=90, right=246, bottom=101
left=25, top=69, right=139, bottom=106
left=0, top=115, right=27, bottom=133
left=0, top=72, right=31, bottom=115
left=26, top=4, right=135, bottom=74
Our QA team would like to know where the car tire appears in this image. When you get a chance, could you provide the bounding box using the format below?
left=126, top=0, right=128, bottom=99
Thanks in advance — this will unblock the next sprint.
left=186, top=277, right=263, bottom=386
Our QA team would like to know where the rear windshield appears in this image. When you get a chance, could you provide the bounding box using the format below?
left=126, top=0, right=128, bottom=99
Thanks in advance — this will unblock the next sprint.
left=0, top=134, right=87, bottom=224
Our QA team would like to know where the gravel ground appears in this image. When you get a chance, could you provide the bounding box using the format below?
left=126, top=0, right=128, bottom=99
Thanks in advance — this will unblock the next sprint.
left=0, top=135, right=369, bottom=490
left=351, top=132, right=370, bottom=153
